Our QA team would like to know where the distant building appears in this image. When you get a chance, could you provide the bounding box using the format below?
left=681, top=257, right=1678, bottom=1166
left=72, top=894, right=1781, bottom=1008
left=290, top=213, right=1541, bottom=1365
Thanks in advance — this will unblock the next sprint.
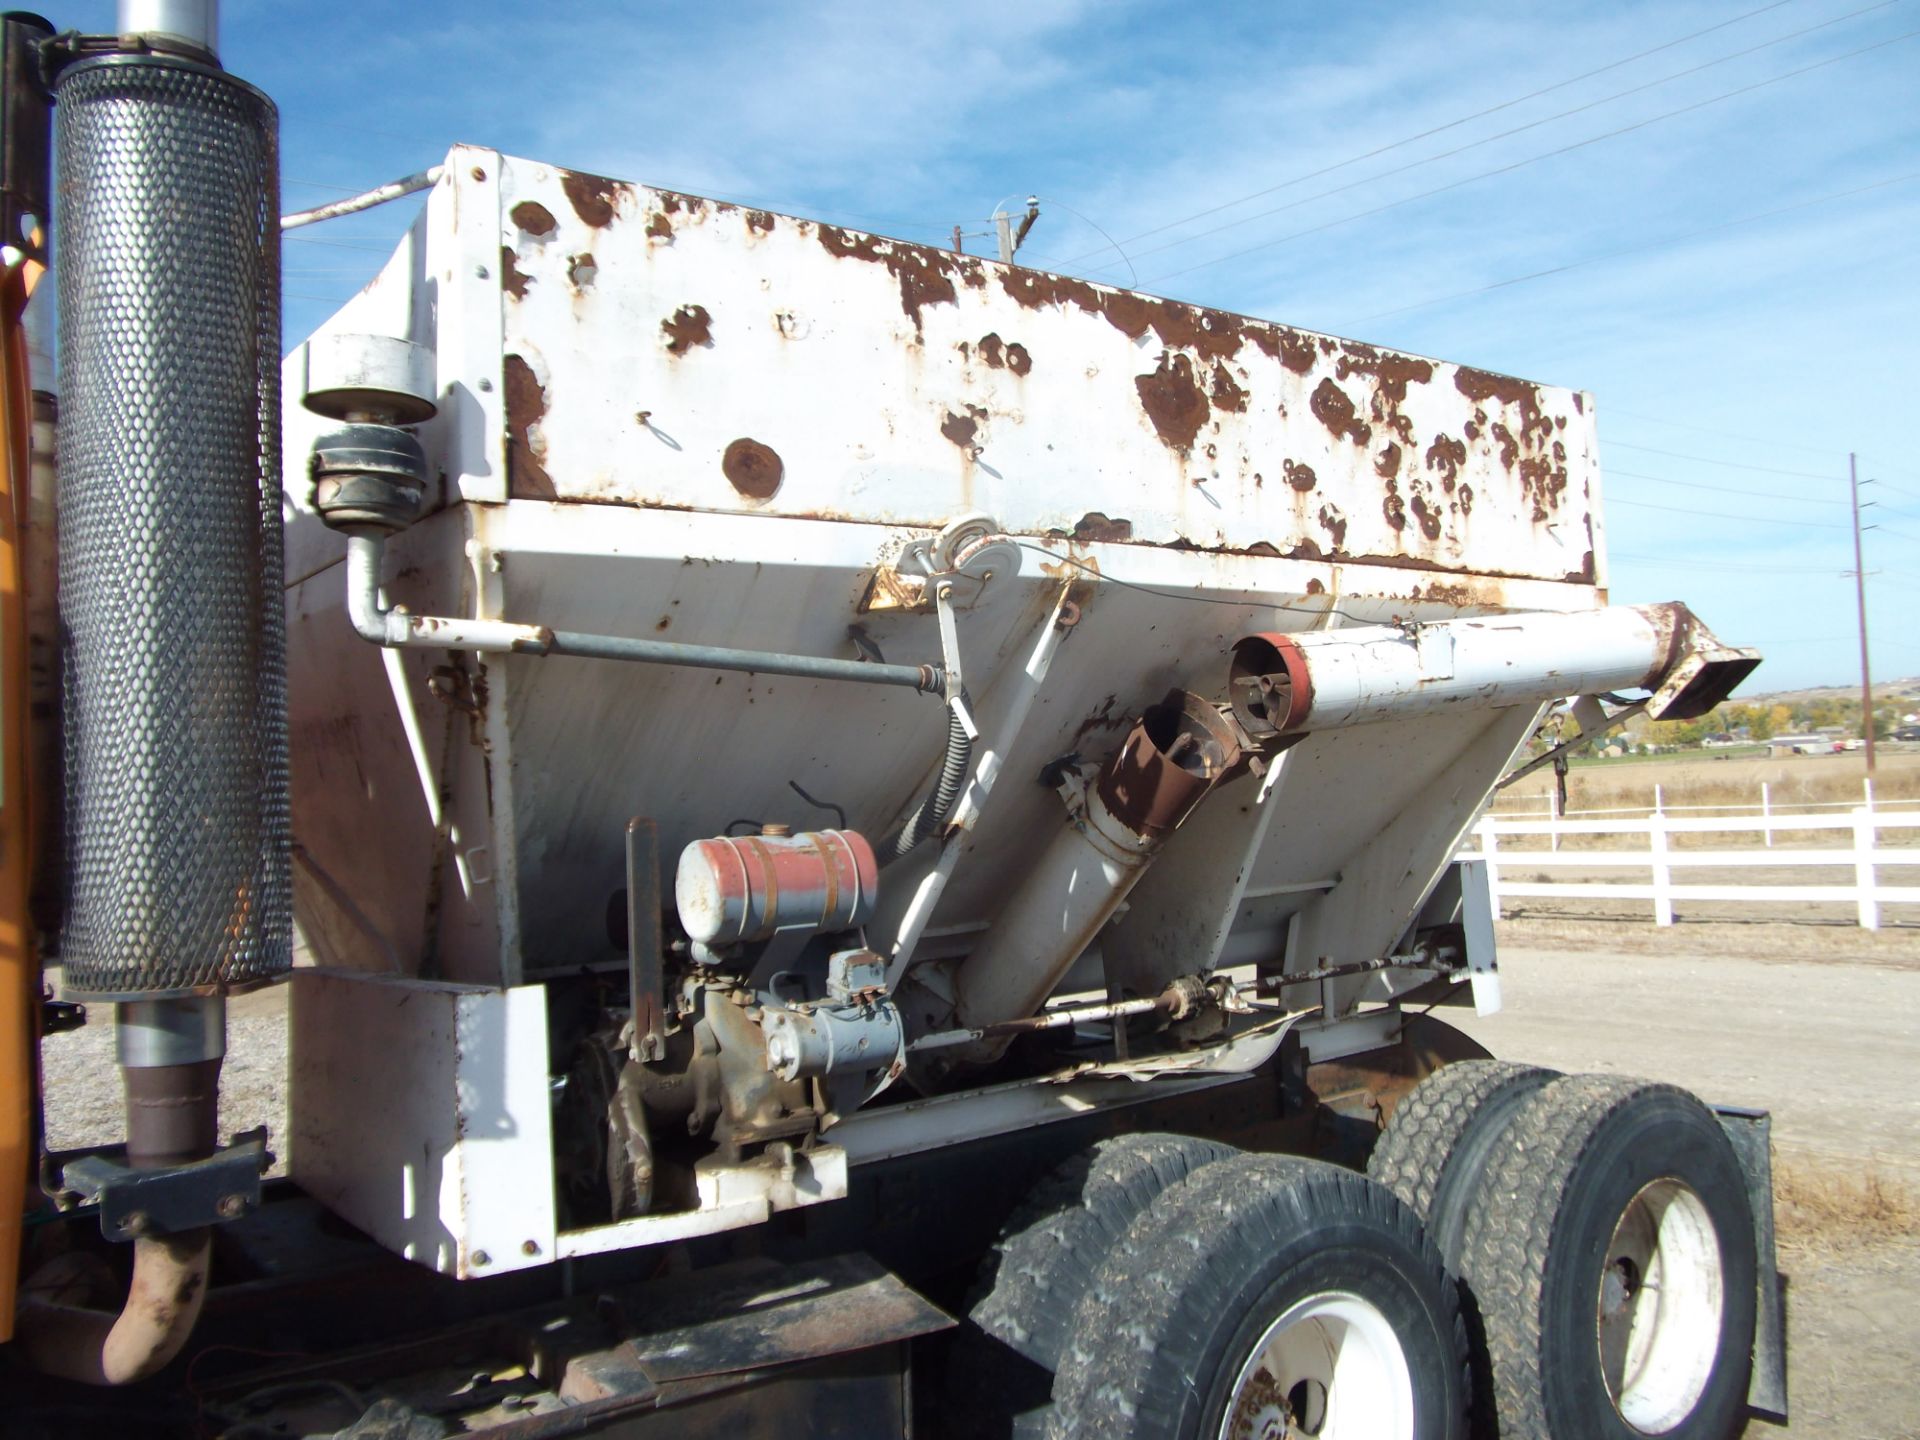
left=1766, top=734, right=1830, bottom=756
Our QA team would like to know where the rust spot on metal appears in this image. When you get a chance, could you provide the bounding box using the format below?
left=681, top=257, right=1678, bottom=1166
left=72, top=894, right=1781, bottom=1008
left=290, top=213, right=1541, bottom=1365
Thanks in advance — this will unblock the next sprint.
left=1382, top=480, right=1407, bottom=532
left=662, top=303, right=714, bottom=355
left=1310, top=378, right=1370, bottom=446
left=1409, top=489, right=1442, bottom=541
left=1211, top=362, right=1247, bottom=413
left=745, top=209, right=775, bottom=233
left=1273, top=331, right=1316, bottom=375
left=500, top=245, right=531, bottom=300
left=646, top=212, right=673, bottom=240
left=940, top=405, right=987, bottom=453
left=1459, top=484, right=1474, bottom=517
left=1245, top=540, right=1281, bottom=558
left=1374, top=441, right=1402, bottom=479
left=722, top=438, right=783, bottom=501
left=1317, top=504, right=1348, bottom=549
left=510, top=201, right=557, bottom=238
left=1287, top=538, right=1324, bottom=561
left=1100, top=289, right=1155, bottom=338
left=1569, top=550, right=1596, bottom=583
left=503, top=353, right=555, bottom=500
left=1305, top=577, right=1326, bottom=595
left=1135, top=352, right=1209, bottom=452
left=568, top=253, right=597, bottom=290
left=560, top=171, right=631, bottom=228
left=1142, top=301, right=1241, bottom=361
left=1319, top=338, right=1337, bottom=353
left=975, top=333, right=1032, bottom=376
left=1072, top=512, right=1133, bottom=544
left=999, top=267, right=1106, bottom=319
left=655, top=614, right=671, bottom=631
left=1416, top=580, right=1472, bottom=605
left=1454, top=365, right=1563, bottom=516
left=1072, top=693, right=1125, bottom=745
left=816, top=225, right=958, bottom=336
left=1283, top=459, right=1317, bottom=493
left=1425, top=435, right=1466, bottom=491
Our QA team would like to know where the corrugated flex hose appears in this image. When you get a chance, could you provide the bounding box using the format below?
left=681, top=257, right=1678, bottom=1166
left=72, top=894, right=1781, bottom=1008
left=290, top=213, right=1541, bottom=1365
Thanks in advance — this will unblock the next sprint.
left=881, top=701, right=972, bottom=866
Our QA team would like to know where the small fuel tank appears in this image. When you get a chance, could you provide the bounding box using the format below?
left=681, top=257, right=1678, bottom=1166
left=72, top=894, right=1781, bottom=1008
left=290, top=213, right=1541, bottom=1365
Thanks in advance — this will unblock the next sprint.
left=674, top=828, right=880, bottom=948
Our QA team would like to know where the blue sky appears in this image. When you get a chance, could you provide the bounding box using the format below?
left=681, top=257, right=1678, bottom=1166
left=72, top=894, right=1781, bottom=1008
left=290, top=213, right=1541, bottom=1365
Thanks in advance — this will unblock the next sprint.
left=89, top=0, right=1919, bottom=692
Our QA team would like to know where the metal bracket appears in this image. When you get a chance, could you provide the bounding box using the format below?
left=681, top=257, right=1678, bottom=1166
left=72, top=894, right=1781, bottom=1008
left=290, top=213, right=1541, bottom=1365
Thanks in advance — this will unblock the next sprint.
left=55, top=1129, right=270, bottom=1240
left=626, top=818, right=667, bottom=1063
left=1497, top=697, right=1651, bottom=790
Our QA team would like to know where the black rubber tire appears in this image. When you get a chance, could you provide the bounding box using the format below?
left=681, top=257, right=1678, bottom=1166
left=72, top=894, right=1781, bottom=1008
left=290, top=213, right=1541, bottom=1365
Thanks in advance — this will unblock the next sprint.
left=948, top=1131, right=1239, bottom=1439
left=1049, top=1154, right=1471, bottom=1440
left=1368, top=1058, right=1559, bottom=1263
left=1459, top=1074, right=1757, bottom=1440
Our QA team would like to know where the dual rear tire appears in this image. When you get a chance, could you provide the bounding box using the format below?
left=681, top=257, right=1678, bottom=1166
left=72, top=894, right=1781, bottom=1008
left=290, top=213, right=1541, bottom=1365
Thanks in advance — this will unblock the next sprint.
left=1370, top=1063, right=1758, bottom=1439
left=955, top=1135, right=1470, bottom=1439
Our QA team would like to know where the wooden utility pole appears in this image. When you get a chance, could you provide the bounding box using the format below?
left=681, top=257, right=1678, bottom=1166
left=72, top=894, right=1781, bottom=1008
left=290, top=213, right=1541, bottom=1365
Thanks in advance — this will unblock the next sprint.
left=1849, top=452, right=1875, bottom=775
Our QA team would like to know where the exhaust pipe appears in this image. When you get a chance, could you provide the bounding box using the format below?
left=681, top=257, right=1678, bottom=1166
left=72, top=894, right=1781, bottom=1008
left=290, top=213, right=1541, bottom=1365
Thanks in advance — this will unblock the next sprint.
left=15, top=5, right=286, bottom=1382
left=938, top=691, right=1240, bottom=1065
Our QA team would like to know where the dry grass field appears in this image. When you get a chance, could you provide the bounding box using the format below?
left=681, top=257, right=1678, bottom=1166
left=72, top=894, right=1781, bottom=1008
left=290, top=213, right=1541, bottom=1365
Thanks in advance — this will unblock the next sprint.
left=1499, top=746, right=1920, bottom=821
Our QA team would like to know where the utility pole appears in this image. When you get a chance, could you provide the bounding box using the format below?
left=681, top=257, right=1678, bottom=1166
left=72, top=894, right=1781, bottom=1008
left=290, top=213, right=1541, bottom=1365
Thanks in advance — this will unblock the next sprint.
left=1849, top=452, right=1875, bottom=775
left=993, top=198, right=1041, bottom=264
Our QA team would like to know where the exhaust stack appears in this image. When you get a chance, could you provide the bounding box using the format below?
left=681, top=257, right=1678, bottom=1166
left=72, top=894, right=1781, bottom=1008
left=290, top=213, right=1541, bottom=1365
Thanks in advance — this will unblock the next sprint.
left=18, top=6, right=285, bottom=1383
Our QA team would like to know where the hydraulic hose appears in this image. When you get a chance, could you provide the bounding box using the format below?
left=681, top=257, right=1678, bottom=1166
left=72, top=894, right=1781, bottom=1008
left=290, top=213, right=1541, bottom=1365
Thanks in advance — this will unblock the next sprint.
left=881, top=701, right=972, bottom=866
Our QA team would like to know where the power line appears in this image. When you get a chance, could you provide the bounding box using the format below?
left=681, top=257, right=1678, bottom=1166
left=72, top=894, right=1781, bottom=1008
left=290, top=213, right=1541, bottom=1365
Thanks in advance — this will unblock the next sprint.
left=1602, top=407, right=1900, bottom=463
left=1606, top=440, right=1844, bottom=480
left=1143, top=26, right=1920, bottom=286
left=1355, top=169, right=1920, bottom=323
left=1608, top=495, right=1849, bottom=527
left=1040, top=0, right=1804, bottom=269
left=1610, top=550, right=1846, bottom=574
left=1606, top=466, right=1849, bottom=506
left=1077, top=0, right=1901, bottom=278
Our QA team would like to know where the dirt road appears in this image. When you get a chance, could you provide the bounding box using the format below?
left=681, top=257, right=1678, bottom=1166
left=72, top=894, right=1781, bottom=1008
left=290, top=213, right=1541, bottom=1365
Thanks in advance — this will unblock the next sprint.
left=1458, top=937, right=1920, bottom=1437
left=1454, top=940, right=1920, bottom=1173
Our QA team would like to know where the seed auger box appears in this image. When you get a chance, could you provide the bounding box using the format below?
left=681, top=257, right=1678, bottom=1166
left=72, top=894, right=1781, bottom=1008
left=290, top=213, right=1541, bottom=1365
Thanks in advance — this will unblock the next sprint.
left=0, top=7, right=1784, bottom=1437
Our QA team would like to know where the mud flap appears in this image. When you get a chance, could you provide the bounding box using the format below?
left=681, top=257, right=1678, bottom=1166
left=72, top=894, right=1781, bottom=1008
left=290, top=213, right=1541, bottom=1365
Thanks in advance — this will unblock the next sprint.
left=1715, top=1105, right=1788, bottom=1424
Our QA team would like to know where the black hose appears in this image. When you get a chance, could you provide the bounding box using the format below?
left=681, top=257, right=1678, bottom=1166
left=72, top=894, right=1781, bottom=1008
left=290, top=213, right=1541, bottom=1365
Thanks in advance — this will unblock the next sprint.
left=880, top=702, right=972, bottom=866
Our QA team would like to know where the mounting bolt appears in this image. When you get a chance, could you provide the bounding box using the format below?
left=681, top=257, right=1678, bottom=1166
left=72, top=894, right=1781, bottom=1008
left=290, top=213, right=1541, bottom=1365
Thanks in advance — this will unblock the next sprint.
left=121, top=1210, right=149, bottom=1236
left=472, top=1250, right=491, bottom=1268
left=216, top=1194, right=248, bottom=1220
left=521, top=1240, right=540, bottom=1257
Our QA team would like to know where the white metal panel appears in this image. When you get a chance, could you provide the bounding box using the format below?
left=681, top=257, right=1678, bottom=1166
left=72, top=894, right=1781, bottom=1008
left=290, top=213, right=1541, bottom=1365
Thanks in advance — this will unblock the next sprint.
left=491, top=154, right=1601, bottom=585
left=289, top=971, right=556, bottom=1278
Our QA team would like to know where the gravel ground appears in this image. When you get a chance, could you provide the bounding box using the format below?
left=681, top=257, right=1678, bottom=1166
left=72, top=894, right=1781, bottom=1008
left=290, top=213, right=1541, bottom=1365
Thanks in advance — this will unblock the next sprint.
left=40, top=983, right=290, bottom=1174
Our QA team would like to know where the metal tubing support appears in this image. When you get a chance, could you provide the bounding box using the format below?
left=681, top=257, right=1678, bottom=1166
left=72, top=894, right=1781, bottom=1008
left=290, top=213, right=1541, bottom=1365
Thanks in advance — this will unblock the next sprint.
left=282, top=167, right=442, bottom=231
left=883, top=583, right=1075, bottom=990
left=346, top=533, right=941, bottom=693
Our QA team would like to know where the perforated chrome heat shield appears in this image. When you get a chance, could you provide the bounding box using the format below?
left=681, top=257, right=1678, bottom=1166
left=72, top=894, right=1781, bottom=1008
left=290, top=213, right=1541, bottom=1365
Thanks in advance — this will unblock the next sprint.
left=53, top=55, right=289, bottom=1000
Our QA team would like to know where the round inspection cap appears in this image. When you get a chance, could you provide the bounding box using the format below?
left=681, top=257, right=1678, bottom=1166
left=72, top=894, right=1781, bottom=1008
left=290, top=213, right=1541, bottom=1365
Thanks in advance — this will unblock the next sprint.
left=302, top=333, right=438, bottom=424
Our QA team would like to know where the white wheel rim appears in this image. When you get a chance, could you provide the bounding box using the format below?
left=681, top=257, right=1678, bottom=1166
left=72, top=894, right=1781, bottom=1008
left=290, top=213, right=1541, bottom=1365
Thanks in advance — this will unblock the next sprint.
left=1220, top=1291, right=1414, bottom=1440
left=1596, top=1177, right=1725, bottom=1433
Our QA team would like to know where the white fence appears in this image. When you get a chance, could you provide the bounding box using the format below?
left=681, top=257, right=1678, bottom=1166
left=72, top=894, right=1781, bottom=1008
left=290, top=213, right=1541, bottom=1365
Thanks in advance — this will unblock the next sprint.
left=1469, top=805, right=1920, bottom=930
